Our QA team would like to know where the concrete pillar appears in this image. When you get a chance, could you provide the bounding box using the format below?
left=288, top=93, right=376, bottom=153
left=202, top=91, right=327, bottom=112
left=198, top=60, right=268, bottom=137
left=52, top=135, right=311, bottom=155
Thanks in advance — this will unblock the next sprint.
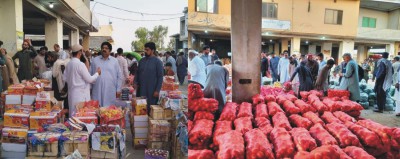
left=291, top=37, right=301, bottom=55
left=274, top=42, right=280, bottom=55
left=70, top=29, right=80, bottom=47
left=231, top=0, right=261, bottom=103
left=281, top=39, right=289, bottom=54
left=308, top=45, right=317, bottom=54
left=0, top=0, right=23, bottom=56
left=386, top=43, right=395, bottom=57
left=45, top=18, right=63, bottom=50
left=188, top=33, right=193, bottom=49
left=357, top=45, right=367, bottom=62
left=82, top=35, right=90, bottom=50
left=339, top=40, right=355, bottom=63
left=395, top=42, right=400, bottom=56
left=322, top=42, right=333, bottom=59
left=268, top=44, right=274, bottom=53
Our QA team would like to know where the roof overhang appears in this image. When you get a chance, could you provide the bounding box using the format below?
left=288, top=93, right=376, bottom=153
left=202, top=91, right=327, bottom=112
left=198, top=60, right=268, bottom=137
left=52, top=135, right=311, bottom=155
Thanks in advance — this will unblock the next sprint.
left=360, top=0, right=400, bottom=12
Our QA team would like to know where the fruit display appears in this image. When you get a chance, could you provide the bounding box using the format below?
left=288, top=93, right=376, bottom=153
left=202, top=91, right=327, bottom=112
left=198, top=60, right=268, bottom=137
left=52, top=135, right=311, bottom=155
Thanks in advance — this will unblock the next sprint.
left=99, top=105, right=123, bottom=122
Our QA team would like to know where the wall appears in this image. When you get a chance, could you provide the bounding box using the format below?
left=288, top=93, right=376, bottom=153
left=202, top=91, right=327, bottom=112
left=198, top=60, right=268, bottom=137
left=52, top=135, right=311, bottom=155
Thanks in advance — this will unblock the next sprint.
left=388, top=9, right=400, bottom=30
left=358, top=8, right=389, bottom=29
left=62, top=0, right=91, bottom=24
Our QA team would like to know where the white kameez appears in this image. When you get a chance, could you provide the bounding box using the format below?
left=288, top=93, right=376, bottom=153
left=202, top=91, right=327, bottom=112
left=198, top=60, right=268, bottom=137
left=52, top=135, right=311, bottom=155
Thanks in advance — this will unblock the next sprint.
left=277, top=57, right=290, bottom=84
left=63, top=58, right=99, bottom=115
left=189, top=56, right=206, bottom=87
left=395, top=68, right=400, bottom=114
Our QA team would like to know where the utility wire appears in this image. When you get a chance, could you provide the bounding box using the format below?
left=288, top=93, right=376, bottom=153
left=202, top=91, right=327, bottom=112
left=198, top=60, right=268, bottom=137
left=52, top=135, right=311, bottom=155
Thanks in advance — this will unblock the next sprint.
left=94, top=1, right=183, bottom=16
left=95, top=13, right=182, bottom=21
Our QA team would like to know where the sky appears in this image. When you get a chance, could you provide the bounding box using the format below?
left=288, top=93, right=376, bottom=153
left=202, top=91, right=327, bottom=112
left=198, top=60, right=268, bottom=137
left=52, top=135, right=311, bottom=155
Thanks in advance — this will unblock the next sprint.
left=90, top=0, right=187, bottom=52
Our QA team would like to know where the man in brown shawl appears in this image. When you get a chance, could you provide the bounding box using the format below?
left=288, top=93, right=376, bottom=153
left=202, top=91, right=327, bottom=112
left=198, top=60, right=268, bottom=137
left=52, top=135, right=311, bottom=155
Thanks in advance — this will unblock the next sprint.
left=315, top=59, right=335, bottom=95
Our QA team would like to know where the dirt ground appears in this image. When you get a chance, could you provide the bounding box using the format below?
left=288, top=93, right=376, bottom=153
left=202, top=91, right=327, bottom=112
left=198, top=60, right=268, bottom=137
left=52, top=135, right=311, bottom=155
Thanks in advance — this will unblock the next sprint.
left=360, top=109, right=400, bottom=127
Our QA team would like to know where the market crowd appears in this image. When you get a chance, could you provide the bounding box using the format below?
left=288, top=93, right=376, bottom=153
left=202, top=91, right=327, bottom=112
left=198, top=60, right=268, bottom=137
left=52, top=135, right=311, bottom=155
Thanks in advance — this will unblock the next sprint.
left=0, top=40, right=188, bottom=117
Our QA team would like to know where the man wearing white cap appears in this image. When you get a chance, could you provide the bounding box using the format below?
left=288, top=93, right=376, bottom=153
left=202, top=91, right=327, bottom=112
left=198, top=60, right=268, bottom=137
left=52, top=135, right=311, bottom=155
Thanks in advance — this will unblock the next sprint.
left=188, top=50, right=206, bottom=87
left=63, top=44, right=101, bottom=115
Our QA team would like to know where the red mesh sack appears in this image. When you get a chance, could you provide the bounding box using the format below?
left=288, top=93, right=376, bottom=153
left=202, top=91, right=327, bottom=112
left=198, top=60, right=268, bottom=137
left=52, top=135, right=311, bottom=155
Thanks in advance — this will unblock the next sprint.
left=346, top=110, right=361, bottom=117
left=254, top=117, right=273, bottom=136
left=237, top=102, right=253, bottom=118
left=304, top=145, right=351, bottom=159
left=188, top=120, right=193, bottom=133
left=290, top=127, right=317, bottom=151
left=393, top=128, right=400, bottom=144
left=289, top=114, right=313, bottom=130
left=252, top=94, right=264, bottom=105
left=294, top=99, right=316, bottom=113
left=333, top=111, right=356, bottom=123
left=272, top=112, right=292, bottom=131
left=327, top=89, right=350, bottom=98
left=255, top=103, right=268, bottom=118
left=357, top=119, right=393, bottom=152
left=300, top=91, right=310, bottom=99
left=213, top=120, right=233, bottom=146
left=216, top=130, right=245, bottom=159
left=234, top=117, right=253, bottom=135
left=189, top=119, right=214, bottom=146
left=310, top=90, right=323, bottom=97
left=188, top=83, right=204, bottom=99
left=219, top=102, right=238, bottom=121
left=321, top=111, right=343, bottom=124
left=270, top=128, right=296, bottom=159
left=267, top=101, right=284, bottom=116
left=264, top=95, right=276, bottom=102
left=307, top=94, right=320, bottom=104
left=188, top=149, right=215, bottom=159
left=343, top=146, right=375, bottom=159
left=276, top=95, right=288, bottom=105
left=303, top=112, right=325, bottom=125
left=244, top=129, right=274, bottom=159
left=282, top=100, right=301, bottom=115
left=193, top=111, right=214, bottom=121
left=344, top=121, right=383, bottom=149
left=341, top=100, right=364, bottom=112
left=285, top=94, right=298, bottom=102
left=323, top=98, right=341, bottom=112
left=309, top=123, right=338, bottom=146
left=325, top=122, right=362, bottom=148
left=189, top=98, right=218, bottom=113
left=312, top=100, right=328, bottom=113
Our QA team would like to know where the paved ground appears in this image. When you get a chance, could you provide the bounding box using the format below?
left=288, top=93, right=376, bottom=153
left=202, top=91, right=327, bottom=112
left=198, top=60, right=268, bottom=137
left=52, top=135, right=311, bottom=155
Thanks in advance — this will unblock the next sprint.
left=360, top=109, right=400, bottom=127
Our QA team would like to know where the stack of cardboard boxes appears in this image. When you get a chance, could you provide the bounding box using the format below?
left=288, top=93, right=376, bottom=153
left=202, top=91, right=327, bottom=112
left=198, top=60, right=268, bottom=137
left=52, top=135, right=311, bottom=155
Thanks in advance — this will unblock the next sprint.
left=131, top=97, right=149, bottom=149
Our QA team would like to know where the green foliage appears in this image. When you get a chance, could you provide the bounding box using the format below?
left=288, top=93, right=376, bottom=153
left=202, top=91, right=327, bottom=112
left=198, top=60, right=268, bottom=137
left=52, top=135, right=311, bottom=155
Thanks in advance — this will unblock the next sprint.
left=131, top=25, right=169, bottom=51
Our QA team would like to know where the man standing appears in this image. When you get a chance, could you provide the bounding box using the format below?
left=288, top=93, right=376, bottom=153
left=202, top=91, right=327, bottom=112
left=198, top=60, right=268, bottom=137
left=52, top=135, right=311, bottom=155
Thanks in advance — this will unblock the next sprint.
left=90, top=42, right=123, bottom=107
left=317, top=53, right=326, bottom=73
left=211, top=49, right=219, bottom=63
left=204, top=61, right=229, bottom=116
left=392, top=56, right=400, bottom=86
left=269, top=52, right=280, bottom=82
left=316, top=59, right=335, bottom=95
left=165, top=52, right=177, bottom=75
left=64, top=44, right=100, bottom=115
left=0, top=48, right=19, bottom=86
left=13, top=39, right=37, bottom=82
left=261, top=52, right=269, bottom=77
left=54, top=44, right=69, bottom=60
left=339, top=53, right=361, bottom=102
left=306, top=54, right=319, bottom=84
left=33, top=46, right=48, bottom=78
left=362, top=59, right=371, bottom=82
left=188, top=50, right=206, bottom=87
left=134, top=42, right=164, bottom=111
left=116, top=48, right=130, bottom=88
left=277, top=51, right=290, bottom=83
left=200, top=46, right=217, bottom=66
left=176, top=52, right=188, bottom=85
left=374, top=52, right=393, bottom=113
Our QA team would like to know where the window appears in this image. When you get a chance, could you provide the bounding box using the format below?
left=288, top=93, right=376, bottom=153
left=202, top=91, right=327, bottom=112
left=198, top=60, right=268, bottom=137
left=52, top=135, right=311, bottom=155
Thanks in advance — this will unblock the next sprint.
left=262, top=3, right=278, bottom=19
left=325, top=9, right=343, bottom=25
left=196, top=0, right=218, bottom=14
left=362, top=17, right=376, bottom=28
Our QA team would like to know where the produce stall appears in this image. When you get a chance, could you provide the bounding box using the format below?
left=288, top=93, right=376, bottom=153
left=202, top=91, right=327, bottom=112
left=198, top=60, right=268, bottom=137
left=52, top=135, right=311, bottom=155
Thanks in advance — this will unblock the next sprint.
left=130, top=75, right=188, bottom=159
left=188, top=83, right=400, bottom=159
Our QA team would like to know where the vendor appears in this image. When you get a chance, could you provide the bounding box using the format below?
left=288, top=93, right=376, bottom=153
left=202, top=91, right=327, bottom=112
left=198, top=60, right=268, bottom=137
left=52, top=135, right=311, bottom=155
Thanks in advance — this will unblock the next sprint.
left=63, top=44, right=101, bottom=115
left=203, top=61, right=229, bottom=117
left=164, top=62, right=175, bottom=76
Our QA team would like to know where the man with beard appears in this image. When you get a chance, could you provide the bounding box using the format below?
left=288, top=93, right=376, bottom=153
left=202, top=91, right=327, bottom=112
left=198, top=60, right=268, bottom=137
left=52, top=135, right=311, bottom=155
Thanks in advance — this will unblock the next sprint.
left=261, top=52, right=269, bottom=77
left=33, top=46, right=48, bottom=78
left=374, top=52, right=393, bottom=113
left=13, top=39, right=37, bottom=81
left=339, top=53, right=361, bottom=102
left=134, top=42, right=164, bottom=112
left=305, top=54, right=319, bottom=84
left=90, top=42, right=123, bottom=107
left=277, top=51, right=290, bottom=83
left=269, top=52, right=280, bottom=82
left=188, top=50, right=206, bottom=87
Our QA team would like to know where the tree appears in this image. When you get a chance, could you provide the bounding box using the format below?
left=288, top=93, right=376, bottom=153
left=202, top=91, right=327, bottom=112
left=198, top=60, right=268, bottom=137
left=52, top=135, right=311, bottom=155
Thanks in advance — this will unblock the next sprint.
left=167, top=38, right=175, bottom=51
left=131, top=25, right=169, bottom=51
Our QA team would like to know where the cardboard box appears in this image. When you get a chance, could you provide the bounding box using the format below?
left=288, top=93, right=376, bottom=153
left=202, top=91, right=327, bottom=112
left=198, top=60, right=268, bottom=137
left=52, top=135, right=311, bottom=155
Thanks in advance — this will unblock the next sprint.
left=24, top=85, right=43, bottom=95
left=74, top=113, right=98, bottom=124
left=149, top=120, right=171, bottom=134
left=1, top=143, right=27, bottom=158
left=23, top=95, right=36, bottom=105
left=135, top=127, right=148, bottom=134
left=148, top=132, right=170, bottom=142
left=90, top=149, right=118, bottom=159
left=133, top=97, right=147, bottom=115
left=133, top=138, right=148, bottom=149
left=165, top=99, right=183, bottom=110
left=28, top=132, right=61, bottom=157
left=7, top=84, right=25, bottom=95
left=147, top=141, right=171, bottom=151
left=150, top=105, right=164, bottom=120
left=29, top=111, right=57, bottom=130
left=61, top=131, right=89, bottom=156
left=1, top=127, right=28, bottom=144
left=36, top=91, right=50, bottom=101
left=145, top=149, right=169, bottom=159
left=134, top=115, right=149, bottom=121
left=5, top=94, right=22, bottom=104
left=135, top=133, right=148, bottom=138
left=4, top=109, right=30, bottom=128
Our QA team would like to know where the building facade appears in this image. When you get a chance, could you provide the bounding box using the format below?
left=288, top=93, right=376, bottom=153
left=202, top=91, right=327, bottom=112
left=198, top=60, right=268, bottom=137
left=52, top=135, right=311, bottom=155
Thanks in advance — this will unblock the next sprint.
left=0, top=0, right=98, bottom=56
left=188, top=0, right=400, bottom=63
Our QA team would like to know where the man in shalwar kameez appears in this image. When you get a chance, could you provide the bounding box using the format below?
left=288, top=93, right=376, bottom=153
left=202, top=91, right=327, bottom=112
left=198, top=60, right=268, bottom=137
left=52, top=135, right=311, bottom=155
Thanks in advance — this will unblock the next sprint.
left=134, top=42, right=164, bottom=112
left=374, top=52, right=393, bottom=113
left=90, top=42, right=123, bottom=107
left=339, top=53, right=361, bottom=102
left=277, top=51, right=290, bottom=84
left=203, top=61, right=229, bottom=117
